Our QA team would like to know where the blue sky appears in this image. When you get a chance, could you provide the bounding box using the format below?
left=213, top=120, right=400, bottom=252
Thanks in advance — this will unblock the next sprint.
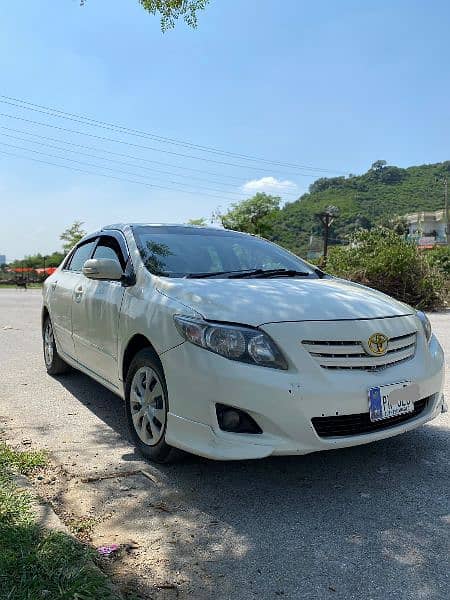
left=1, top=0, right=450, bottom=259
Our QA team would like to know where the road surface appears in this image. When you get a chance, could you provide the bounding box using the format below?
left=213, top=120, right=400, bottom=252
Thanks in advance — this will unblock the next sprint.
left=0, top=290, right=448, bottom=599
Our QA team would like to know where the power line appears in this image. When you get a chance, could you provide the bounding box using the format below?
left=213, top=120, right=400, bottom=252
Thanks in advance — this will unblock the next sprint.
left=0, top=147, right=239, bottom=201
left=0, top=140, right=259, bottom=199
left=0, top=95, right=343, bottom=174
left=0, top=111, right=317, bottom=177
left=0, top=131, right=282, bottom=199
left=0, top=124, right=248, bottom=184
left=0, top=124, right=303, bottom=198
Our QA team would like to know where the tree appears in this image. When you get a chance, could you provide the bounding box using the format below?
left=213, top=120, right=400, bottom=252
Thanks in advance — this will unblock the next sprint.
left=187, top=218, right=207, bottom=226
left=380, top=215, right=408, bottom=236
left=220, top=193, right=281, bottom=237
left=82, top=1, right=210, bottom=31
left=140, top=0, right=210, bottom=30
left=308, top=176, right=346, bottom=194
left=60, top=221, right=86, bottom=253
left=8, top=251, right=66, bottom=270
left=370, top=160, right=387, bottom=173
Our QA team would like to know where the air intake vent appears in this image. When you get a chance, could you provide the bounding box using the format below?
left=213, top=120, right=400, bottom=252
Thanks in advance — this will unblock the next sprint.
left=311, top=397, right=428, bottom=438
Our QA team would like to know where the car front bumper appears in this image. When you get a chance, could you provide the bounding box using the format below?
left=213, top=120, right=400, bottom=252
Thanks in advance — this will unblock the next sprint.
left=161, top=325, right=445, bottom=461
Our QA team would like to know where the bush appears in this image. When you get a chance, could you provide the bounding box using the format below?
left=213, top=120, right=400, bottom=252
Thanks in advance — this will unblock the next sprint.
left=326, top=228, right=448, bottom=310
left=426, top=245, right=450, bottom=277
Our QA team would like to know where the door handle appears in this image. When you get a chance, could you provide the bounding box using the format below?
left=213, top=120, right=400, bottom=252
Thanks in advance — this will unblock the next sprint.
left=74, top=286, right=84, bottom=303
left=51, top=280, right=57, bottom=290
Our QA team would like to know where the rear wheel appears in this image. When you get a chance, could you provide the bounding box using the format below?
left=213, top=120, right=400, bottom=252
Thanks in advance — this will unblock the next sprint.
left=43, top=316, right=70, bottom=375
left=125, top=348, right=177, bottom=463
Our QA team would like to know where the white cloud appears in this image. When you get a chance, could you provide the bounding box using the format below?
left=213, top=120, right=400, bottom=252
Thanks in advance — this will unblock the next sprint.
left=241, top=176, right=298, bottom=194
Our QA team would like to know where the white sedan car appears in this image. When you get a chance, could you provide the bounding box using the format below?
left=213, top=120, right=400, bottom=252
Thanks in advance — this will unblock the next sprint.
left=42, top=224, right=446, bottom=462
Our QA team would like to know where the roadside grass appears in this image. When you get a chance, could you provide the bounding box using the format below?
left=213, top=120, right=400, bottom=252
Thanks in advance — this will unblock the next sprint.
left=0, top=283, right=42, bottom=289
left=0, top=442, right=121, bottom=600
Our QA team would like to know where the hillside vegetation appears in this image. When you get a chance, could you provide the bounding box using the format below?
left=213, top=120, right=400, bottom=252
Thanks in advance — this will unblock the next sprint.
left=269, top=160, right=450, bottom=255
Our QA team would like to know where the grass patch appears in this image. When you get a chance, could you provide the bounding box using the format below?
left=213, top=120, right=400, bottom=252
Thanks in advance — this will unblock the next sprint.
left=0, top=283, right=43, bottom=289
left=0, top=443, right=47, bottom=475
left=67, top=515, right=100, bottom=540
left=0, top=443, right=121, bottom=600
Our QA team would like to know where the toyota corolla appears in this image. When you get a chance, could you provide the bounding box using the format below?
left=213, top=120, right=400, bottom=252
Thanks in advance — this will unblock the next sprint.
left=42, top=224, right=446, bottom=462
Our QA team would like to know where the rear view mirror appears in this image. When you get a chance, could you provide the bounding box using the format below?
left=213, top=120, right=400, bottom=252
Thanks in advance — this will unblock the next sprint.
left=82, top=258, right=123, bottom=281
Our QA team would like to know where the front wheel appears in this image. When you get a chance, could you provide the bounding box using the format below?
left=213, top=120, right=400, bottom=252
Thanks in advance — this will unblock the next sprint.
left=125, top=349, right=178, bottom=463
left=43, top=316, right=70, bottom=375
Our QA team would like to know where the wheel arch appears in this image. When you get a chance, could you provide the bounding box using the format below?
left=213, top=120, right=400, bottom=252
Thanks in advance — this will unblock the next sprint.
left=122, top=334, right=161, bottom=382
left=41, top=305, right=50, bottom=331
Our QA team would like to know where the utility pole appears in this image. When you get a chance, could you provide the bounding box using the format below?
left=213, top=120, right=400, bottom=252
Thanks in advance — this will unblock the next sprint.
left=444, top=176, right=448, bottom=242
left=315, top=206, right=339, bottom=267
left=436, top=175, right=449, bottom=243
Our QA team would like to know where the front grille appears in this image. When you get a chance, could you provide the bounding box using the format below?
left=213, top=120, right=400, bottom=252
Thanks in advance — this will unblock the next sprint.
left=311, top=397, right=428, bottom=438
left=302, top=331, right=417, bottom=371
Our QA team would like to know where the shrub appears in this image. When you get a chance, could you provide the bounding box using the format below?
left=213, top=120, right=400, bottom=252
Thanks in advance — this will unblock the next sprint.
left=326, top=228, right=448, bottom=310
left=426, top=245, right=450, bottom=277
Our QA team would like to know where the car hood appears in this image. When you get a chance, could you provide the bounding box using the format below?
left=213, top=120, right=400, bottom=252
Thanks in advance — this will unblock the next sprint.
left=156, top=277, right=413, bottom=326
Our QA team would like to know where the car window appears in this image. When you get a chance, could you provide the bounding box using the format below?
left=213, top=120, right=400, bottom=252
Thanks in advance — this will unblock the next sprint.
left=67, top=241, right=97, bottom=272
left=231, top=242, right=287, bottom=271
left=133, top=226, right=316, bottom=278
left=93, top=236, right=126, bottom=269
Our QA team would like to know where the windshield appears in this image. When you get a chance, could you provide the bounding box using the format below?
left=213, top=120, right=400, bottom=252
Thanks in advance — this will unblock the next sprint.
left=133, top=226, right=317, bottom=278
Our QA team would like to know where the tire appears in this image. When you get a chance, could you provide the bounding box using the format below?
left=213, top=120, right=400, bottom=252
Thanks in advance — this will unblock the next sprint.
left=42, top=315, right=70, bottom=375
left=125, top=348, right=177, bottom=463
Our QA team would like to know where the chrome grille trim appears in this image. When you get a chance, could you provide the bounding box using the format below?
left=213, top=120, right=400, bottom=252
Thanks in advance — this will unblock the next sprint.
left=302, top=331, right=417, bottom=371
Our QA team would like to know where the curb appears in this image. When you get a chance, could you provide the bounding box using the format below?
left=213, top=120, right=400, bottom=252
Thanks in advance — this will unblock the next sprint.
left=13, top=473, right=124, bottom=599
left=14, top=473, right=71, bottom=534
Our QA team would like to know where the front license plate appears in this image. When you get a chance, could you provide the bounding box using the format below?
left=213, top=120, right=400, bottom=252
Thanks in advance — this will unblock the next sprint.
left=368, top=381, right=419, bottom=422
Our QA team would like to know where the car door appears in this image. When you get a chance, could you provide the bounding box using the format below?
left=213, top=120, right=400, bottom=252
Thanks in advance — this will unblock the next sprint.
left=49, top=240, right=97, bottom=360
left=71, top=234, right=128, bottom=386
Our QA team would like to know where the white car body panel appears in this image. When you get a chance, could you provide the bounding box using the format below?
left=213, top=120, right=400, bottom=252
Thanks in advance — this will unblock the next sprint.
left=48, top=270, right=80, bottom=359
left=72, top=278, right=125, bottom=384
left=42, top=224, right=446, bottom=460
left=156, top=276, right=414, bottom=325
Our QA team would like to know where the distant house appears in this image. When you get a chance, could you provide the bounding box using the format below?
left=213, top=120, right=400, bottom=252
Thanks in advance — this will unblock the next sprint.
left=404, top=210, right=448, bottom=248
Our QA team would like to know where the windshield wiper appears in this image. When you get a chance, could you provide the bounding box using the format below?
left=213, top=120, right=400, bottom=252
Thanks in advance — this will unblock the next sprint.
left=185, top=268, right=314, bottom=279
left=184, top=269, right=257, bottom=279
left=228, top=268, right=311, bottom=279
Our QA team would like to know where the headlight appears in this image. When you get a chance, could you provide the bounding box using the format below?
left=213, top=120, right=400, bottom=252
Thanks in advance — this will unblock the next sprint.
left=416, top=310, right=432, bottom=342
left=173, top=315, right=288, bottom=370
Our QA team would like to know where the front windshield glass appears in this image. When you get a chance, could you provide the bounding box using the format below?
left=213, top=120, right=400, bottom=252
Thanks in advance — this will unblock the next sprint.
left=133, top=226, right=317, bottom=278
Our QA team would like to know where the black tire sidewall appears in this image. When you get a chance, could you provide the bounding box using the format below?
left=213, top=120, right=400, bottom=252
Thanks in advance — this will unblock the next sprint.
left=125, top=348, right=173, bottom=462
left=43, top=316, right=69, bottom=375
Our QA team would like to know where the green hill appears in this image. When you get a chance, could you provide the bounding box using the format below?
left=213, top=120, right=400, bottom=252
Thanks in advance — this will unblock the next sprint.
left=269, top=160, right=450, bottom=255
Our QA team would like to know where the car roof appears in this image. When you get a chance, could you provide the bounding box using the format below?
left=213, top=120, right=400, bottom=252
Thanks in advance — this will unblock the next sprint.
left=101, top=223, right=251, bottom=237
left=102, top=223, right=214, bottom=231
left=76, top=224, right=245, bottom=247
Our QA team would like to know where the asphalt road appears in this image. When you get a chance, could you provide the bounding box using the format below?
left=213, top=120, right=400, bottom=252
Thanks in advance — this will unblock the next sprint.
left=0, top=290, right=449, bottom=600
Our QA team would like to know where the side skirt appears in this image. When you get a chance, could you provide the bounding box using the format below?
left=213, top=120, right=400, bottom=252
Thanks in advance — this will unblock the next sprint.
left=59, top=350, right=125, bottom=400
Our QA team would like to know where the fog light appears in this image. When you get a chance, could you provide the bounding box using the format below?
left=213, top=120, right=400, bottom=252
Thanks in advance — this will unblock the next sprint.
left=222, top=409, right=241, bottom=430
left=216, top=404, right=262, bottom=434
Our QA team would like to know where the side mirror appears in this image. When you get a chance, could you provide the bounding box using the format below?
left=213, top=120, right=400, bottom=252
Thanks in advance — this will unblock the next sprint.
left=82, top=258, right=123, bottom=281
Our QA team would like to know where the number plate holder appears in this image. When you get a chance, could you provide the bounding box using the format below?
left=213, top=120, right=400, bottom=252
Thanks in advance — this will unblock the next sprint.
left=368, top=381, right=419, bottom=422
